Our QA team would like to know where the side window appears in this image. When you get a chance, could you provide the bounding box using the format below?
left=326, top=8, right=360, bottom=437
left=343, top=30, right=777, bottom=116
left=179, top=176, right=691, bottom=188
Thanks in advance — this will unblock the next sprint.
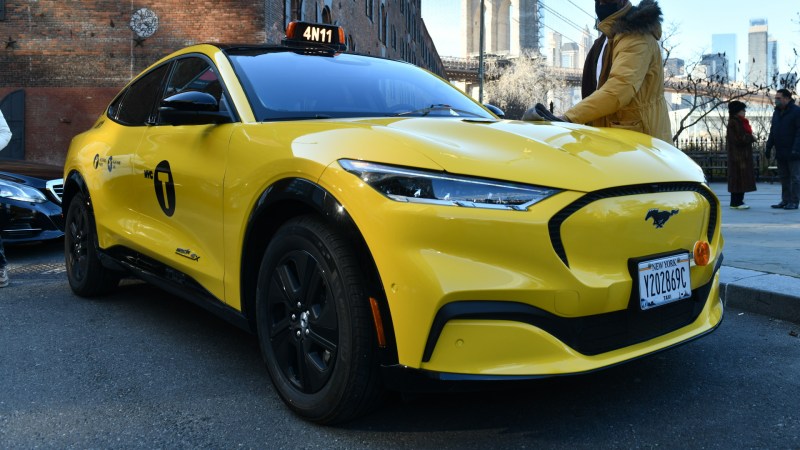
left=165, top=57, right=222, bottom=102
left=115, top=64, right=170, bottom=126
left=161, top=56, right=230, bottom=122
left=107, top=92, right=125, bottom=120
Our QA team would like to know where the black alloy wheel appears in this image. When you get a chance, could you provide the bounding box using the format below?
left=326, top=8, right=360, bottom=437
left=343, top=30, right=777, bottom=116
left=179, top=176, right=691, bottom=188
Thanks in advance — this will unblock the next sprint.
left=256, top=215, right=383, bottom=424
left=266, top=246, right=339, bottom=393
left=64, top=192, right=119, bottom=296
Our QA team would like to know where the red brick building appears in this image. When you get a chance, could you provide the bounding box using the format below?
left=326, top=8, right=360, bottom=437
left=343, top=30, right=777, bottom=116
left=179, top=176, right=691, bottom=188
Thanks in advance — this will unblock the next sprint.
left=0, top=0, right=444, bottom=165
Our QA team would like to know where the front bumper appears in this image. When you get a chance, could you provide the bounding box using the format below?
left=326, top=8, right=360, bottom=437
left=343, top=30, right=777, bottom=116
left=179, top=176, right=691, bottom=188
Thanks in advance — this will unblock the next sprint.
left=0, top=199, right=65, bottom=243
left=323, top=165, right=724, bottom=377
left=423, top=255, right=721, bottom=362
left=416, top=258, right=722, bottom=377
left=381, top=283, right=723, bottom=391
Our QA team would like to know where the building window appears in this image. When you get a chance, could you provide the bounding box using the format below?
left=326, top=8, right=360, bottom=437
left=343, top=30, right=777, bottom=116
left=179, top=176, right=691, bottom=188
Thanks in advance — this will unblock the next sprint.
left=322, top=6, right=332, bottom=24
left=0, top=0, right=5, bottom=21
left=286, top=0, right=303, bottom=23
left=379, top=3, right=387, bottom=43
left=366, top=0, right=374, bottom=21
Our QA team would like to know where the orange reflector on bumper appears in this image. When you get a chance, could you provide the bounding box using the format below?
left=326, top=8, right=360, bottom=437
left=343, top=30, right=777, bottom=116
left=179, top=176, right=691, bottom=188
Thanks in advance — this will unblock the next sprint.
left=693, top=241, right=710, bottom=266
left=369, top=297, right=387, bottom=348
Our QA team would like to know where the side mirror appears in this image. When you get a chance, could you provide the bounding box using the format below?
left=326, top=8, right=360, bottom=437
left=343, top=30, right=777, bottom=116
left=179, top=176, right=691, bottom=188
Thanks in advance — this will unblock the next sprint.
left=159, top=91, right=232, bottom=125
left=484, top=103, right=505, bottom=119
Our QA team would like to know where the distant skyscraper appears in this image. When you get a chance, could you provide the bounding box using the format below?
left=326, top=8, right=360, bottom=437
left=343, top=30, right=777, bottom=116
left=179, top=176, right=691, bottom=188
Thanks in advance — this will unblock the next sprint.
left=778, top=72, right=798, bottom=90
left=464, top=0, right=542, bottom=57
left=664, top=58, right=685, bottom=78
left=711, top=34, right=736, bottom=82
left=748, top=18, right=768, bottom=86
left=768, top=38, right=779, bottom=86
left=700, top=53, right=729, bottom=82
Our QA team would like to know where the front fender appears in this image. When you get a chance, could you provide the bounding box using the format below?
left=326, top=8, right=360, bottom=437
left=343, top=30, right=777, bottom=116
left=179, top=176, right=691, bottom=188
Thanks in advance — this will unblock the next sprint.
left=239, top=178, right=399, bottom=365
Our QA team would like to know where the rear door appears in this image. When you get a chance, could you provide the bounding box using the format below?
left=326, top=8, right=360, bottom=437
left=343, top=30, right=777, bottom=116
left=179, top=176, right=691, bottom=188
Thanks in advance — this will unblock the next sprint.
left=89, top=63, right=171, bottom=248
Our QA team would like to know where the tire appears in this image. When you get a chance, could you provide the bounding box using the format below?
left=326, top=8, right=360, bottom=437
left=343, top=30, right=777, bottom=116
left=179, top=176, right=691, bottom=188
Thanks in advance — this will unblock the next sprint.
left=255, top=215, right=383, bottom=424
left=64, top=192, right=120, bottom=296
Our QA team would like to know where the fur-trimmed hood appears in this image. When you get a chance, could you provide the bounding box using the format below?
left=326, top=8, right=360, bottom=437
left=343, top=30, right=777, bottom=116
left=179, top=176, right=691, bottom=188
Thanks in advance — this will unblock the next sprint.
left=601, top=0, right=663, bottom=40
left=566, top=0, right=671, bottom=141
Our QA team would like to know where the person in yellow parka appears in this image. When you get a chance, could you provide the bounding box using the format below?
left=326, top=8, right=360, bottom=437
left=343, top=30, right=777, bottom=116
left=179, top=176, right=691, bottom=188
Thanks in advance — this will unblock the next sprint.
left=562, top=0, right=672, bottom=143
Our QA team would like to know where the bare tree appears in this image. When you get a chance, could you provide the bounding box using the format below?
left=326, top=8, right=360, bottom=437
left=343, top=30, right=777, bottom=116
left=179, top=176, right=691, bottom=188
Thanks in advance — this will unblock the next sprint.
left=660, top=22, right=681, bottom=67
left=666, top=56, right=771, bottom=143
left=772, top=47, right=799, bottom=92
left=659, top=19, right=800, bottom=143
left=483, top=54, right=568, bottom=120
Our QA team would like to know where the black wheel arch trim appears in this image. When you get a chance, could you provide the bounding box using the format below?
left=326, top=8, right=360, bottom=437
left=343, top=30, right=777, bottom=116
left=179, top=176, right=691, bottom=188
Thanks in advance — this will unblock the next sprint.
left=240, top=177, right=399, bottom=365
left=63, top=171, right=126, bottom=274
left=63, top=170, right=90, bottom=213
left=421, top=254, right=723, bottom=363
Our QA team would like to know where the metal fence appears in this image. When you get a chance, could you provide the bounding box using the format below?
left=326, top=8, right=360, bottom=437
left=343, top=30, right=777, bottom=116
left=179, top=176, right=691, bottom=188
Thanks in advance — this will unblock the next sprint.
left=674, top=137, right=775, bottom=182
left=675, top=137, right=767, bottom=155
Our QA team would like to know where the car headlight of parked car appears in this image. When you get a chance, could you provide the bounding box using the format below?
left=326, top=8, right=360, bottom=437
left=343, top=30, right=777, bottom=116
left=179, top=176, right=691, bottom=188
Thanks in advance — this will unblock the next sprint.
left=339, top=159, right=561, bottom=211
left=0, top=179, right=49, bottom=203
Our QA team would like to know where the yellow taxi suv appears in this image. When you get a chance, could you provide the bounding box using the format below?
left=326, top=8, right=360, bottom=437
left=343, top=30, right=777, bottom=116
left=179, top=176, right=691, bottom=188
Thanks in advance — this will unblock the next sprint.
left=63, top=21, right=724, bottom=424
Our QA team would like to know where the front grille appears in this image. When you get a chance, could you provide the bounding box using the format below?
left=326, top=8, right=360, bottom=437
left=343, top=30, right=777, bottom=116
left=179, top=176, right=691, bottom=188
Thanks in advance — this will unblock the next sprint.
left=548, top=182, right=718, bottom=268
left=46, top=179, right=64, bottom=205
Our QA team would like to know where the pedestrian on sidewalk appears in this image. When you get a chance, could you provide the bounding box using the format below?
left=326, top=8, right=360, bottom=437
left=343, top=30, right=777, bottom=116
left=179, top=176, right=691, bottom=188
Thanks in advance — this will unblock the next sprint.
left=765, top=89, right=800, bottom=210
left=560, top=0, right=671, bottom=142
left=726, top=101, right=756, bottom=209
left=0, top=109, right=12, bottom=287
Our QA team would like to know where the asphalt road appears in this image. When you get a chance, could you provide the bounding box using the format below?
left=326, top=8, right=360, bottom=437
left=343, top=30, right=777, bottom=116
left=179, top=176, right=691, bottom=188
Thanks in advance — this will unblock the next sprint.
left=1, top=240, right=799, bottom=449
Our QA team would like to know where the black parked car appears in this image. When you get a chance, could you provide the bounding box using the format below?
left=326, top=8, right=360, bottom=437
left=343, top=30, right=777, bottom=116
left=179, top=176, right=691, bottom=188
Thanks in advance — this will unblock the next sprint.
left=0, top=159, right=64, bottom=243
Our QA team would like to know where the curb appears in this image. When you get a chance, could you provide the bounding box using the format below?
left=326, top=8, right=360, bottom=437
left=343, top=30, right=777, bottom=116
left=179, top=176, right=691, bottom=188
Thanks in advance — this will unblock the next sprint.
left=719, top=266, right=800, bottom=324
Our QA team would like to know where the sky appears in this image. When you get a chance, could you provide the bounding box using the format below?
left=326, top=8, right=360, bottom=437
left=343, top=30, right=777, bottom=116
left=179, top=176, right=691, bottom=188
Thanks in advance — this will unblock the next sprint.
left=422, top=0, right=800, bottom=74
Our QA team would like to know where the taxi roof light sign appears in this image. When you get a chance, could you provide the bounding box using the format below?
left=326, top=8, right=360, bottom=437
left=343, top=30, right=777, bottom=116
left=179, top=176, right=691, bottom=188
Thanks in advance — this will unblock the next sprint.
left=284, top=21, right=347, bottom=53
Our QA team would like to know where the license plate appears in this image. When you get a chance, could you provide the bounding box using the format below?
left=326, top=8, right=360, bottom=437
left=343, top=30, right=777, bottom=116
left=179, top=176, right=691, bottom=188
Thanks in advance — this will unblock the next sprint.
left=637, top=253, right=692, bottom=310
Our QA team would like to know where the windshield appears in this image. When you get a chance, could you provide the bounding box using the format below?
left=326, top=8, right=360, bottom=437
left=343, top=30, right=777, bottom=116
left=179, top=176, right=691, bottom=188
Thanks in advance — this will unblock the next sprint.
left=228, top=50, right=493, bottom=121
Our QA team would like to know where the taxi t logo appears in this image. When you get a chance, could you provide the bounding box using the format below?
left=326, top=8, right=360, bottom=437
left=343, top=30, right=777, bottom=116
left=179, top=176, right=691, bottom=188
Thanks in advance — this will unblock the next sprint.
left=645, top=209, right=678, bottom=229
left=154, top=160, right=176, bottom=217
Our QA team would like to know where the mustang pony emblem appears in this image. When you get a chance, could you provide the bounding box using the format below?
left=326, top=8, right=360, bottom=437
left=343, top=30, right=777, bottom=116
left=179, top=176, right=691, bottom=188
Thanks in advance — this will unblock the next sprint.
left=645, top=209, right=679, bottom=228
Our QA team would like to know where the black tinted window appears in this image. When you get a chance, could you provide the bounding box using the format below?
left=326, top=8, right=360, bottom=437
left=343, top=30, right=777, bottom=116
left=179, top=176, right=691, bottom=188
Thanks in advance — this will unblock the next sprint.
left=116, top=63, right=169, bottom=126
left=165, top=57, right=223, bottom=102
left=107, top=92, right=124, bottom=120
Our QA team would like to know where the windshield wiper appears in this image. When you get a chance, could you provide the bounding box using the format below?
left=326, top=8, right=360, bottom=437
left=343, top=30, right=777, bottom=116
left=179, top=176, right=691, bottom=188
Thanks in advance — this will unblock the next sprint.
left=394, top=104, right=482, bottom=118
left=265, top=114, right=333, bottom=122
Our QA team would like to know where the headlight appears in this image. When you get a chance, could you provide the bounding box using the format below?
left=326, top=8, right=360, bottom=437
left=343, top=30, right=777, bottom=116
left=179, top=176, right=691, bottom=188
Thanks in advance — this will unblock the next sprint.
left=339, top=159, right=560, bottom=211
left=0, top=179, right=48, bottom=203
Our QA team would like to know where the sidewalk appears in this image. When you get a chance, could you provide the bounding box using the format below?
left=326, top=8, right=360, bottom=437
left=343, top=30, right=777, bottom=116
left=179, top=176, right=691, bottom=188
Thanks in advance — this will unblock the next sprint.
left=709, top=182, right=800, bottom=323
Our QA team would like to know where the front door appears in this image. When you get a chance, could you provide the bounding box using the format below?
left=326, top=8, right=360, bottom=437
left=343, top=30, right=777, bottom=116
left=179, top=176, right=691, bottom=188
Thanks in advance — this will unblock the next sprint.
left=134, top=56, right=234, bottom=302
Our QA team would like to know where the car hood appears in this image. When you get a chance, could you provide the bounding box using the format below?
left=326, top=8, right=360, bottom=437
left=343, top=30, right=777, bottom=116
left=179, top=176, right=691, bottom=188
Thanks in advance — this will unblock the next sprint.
left=314, top=118, right=702, bottom=193
left=0, top=159, right=64, bottom=187
left=0, top=170, right=51, bottom=189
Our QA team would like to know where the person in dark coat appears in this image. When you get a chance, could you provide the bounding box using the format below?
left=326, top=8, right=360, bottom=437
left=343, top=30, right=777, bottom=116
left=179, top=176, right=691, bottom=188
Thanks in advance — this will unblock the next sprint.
left=726, top=101, right=756, bottom=209
left=765, top=89, right=800, bottom=210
